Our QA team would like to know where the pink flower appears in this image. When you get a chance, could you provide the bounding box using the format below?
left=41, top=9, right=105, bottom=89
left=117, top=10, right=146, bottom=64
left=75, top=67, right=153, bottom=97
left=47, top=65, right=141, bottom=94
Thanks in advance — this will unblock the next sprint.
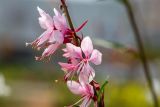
left=26, top=7, right=70, bottom=60
left=26, top=7, right=55, bottom=49
left=67, top=80, right=94, bottom=107
left=59, top=36, right=102, bottom=82
left=53, top=8, right=68, bottom=34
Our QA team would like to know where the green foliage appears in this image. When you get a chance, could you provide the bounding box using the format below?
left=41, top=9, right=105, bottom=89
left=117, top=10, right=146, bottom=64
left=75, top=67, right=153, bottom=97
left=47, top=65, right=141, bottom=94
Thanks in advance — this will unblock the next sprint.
left=98, top=80, right=108, bottom=101
left=105, top=82, right=158, bottom=107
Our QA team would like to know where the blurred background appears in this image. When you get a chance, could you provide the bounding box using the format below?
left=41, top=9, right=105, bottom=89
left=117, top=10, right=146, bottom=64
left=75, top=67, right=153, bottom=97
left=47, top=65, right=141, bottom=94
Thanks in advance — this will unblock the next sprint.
left=0, top=0, right=160, bottom=107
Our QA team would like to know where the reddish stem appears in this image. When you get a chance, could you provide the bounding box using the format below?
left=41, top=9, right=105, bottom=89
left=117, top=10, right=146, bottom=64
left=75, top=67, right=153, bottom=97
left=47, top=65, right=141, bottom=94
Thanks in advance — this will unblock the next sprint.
left=60, top=0, right=79, bottom=46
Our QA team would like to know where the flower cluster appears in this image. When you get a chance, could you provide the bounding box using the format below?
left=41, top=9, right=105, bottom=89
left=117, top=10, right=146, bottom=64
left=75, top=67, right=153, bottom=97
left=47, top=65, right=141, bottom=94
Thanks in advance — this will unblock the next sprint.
left=26, top=7, right=73, bottom=61
left=26, top=6, right=102, bottom=107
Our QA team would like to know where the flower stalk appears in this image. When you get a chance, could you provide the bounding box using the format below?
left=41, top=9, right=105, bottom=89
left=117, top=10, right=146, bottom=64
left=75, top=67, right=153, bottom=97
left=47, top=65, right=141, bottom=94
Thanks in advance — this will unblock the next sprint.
left=122, top=0, right=159, bottom=107
left=60, top=0, right=79, bottom=46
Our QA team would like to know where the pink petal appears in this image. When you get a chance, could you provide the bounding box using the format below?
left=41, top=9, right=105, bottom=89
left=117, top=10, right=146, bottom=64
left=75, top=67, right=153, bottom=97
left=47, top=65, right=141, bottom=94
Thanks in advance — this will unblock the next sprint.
left=64, top=43, right=82, bottom=58
left=53, top=8, right=61, bottom=16
left=80, top=97, right=91, bottom=107
left=79, top=63, right=95, bottom=83
left=70, top=58, right=79, bottom=65
left=89, top=49, right=102, bottom=65
left=37, top=7, right=53, bottom=29
left=53, top=8, right=67, bottom=31
left=38, top=17, right=48, bottom=29
left=37, top=6, right=45, bottom=17
left=37, top=43, right=60, bottom=60
left=87, top=64, right=95, bottom=83
left=37, top=29, right=52, bottom=46
left=26, top=29, right=52, bottom=49
left=54, top=17, right=67, bottom=31
left=48, top=31, right=55, bottom=43
left=58, top=62, right=76, bottom=71
left=63, top=52, right=70, bottom=58
left=54, top=31, right=64, bottom=43
left=85, top=84, right=94, bottom=97
left=49, top=30, right=64, bottom=43
left=62, top=48, right=67, bottom=52
left=79, top=66, right=88, bottom=83
left=67, top=81, right=84, bottom=95
left=81, top=36, right=93, bottom=58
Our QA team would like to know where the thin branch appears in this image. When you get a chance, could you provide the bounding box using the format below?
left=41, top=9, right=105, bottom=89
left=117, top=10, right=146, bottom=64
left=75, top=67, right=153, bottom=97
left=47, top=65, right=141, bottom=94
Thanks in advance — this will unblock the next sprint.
left=60, top=0, right=79, bottom=46
left=122, top=0, right=159, bottom=107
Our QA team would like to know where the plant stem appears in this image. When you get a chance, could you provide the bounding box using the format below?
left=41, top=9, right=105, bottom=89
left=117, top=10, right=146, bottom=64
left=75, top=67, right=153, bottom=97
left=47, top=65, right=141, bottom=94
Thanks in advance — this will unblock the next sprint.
left=60, top=0, right=79, bottom=46
left=123, top=0, right=159, bottom=107
left=91, top=81, right=105, bottom=107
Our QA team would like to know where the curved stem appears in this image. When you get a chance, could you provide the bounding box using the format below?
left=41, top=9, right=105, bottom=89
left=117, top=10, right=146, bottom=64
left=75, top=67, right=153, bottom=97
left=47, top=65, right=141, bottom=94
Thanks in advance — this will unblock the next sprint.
left=123, top=0, right=159, bottom=107
left=60, top=0, right=79, bottom=46
left=91, top=81, right=105, bottom=107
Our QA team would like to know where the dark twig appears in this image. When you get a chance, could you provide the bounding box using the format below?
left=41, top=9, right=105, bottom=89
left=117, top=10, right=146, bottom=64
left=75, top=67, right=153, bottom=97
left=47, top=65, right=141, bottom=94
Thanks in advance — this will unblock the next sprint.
left=60, top=0, right=79, bottom=46
left=121, top=0, right=159, bottom=107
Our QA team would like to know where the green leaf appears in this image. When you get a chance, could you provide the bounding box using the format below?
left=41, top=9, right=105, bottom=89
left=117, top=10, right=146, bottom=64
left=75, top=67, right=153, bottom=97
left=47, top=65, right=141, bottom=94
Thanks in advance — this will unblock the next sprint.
left=98, top=80, right=108, bottom=101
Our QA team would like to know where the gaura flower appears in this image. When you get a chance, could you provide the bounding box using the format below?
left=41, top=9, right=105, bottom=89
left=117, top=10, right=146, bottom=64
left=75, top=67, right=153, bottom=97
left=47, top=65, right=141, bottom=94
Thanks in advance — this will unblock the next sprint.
left=67, top=80, right=94, bottom=107
left=26, top=7, right=70, bottom=60
left=59, top=36, right=102, bottom=82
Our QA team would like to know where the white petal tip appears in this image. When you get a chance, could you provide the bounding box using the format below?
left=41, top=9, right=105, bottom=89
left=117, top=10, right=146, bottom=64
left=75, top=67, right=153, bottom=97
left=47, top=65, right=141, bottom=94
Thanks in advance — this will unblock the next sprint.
left=25, top=43, right=29, bottom=47
left=53, top=8, right=59, bottom=16
left=37, top=6, right=41, bottom=10
left=53, top=8, right=57, bottom=12
left=37, top=6, right=44, bottom=13
left=85, top=36, right=90, bottom=39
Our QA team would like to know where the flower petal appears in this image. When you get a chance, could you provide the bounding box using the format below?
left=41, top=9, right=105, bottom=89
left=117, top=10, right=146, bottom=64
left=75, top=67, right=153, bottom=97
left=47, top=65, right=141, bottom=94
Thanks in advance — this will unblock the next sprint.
left=53, top=8, right=67, bottom=31
left=37, top=6, right=53, bottom=29
left=35, top=43, right=60, bottom=60
left=38, top=17, right=48, bottom=29
left=54, top=31, right=64, bottom=43
left=67, top=81, right=84, bottom=95
left=59, top=62, right=76, bottom=72
left=63, top=43, right=82, bottom=58
left=37, top=29, right=52, bottom=46
left=53, top=8, right=61, bottom=16
left=80, top=97, right=91, bottom=107
left=89, top=49, right=102, bottom=65
left=49, top=30, right=64, bottom=43
left=81, top=36, right=93, bottom=57
left=70, top=58, right=79, bottom=65
left=87, top=65, right=95, bottom=83
left=79, top=64, right=95, bottom=83
left=79, top=66, right=88, bottom=83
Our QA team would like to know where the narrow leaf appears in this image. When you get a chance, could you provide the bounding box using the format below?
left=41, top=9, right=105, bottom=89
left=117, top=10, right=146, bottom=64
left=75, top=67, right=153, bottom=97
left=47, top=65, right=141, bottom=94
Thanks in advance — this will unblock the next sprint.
left=98, top=80, right=108, bottom=101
